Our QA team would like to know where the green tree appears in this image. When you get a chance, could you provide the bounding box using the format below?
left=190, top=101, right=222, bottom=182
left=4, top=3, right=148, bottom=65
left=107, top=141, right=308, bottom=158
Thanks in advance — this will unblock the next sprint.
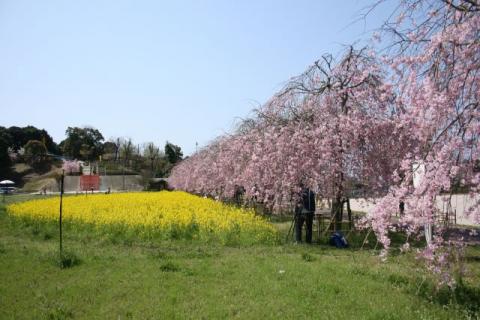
left=0, top=127, right=12, bottom=177
left=24, top=140, right=48, bottom=168
left=143, top=142, right=161, bottom=177
left=102, top=141, right=119, bottom=161
left=120, top=138, right=135, bottom=190
left=120, top=138, right=135, bottom=166
left=60, top=127, right=104, bottom=160
left=8, top=126, right=58, bottom=154
left=164, top=141, right=183, bottom=164
left=156, top=157, right=173, bottom=177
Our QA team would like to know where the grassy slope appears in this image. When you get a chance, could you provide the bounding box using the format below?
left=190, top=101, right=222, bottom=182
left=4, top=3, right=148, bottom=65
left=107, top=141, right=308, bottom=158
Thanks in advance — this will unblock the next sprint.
left=0, top=195, right=479, bottom=319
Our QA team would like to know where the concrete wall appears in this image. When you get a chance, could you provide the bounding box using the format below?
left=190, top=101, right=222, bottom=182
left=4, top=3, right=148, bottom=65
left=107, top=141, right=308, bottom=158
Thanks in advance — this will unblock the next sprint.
left=63, top=176, right=80, bottom=192
left=63, top=175, right=144, bottom=192
left=348, top=194, right=479, bottom=226
left=100, top=175, right=144, bottom=191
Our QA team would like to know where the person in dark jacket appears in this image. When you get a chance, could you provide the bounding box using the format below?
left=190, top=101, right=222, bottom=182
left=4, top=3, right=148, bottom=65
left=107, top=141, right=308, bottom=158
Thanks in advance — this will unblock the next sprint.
left=295, top=186, right=316, bottom=243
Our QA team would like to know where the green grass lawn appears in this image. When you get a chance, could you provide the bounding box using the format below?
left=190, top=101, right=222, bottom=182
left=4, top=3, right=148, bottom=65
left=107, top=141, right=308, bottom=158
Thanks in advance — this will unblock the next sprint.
left=0, top=194, right=479, bottom=319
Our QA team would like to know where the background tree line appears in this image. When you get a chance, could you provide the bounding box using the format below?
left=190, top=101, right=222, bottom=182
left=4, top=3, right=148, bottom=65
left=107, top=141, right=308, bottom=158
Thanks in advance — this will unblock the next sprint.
left=0, top=125, right=183, bottom=179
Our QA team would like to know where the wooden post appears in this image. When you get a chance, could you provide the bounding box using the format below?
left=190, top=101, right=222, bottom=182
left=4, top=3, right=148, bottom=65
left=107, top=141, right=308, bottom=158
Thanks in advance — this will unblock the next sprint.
left=59, top=170, right=65, bottom=257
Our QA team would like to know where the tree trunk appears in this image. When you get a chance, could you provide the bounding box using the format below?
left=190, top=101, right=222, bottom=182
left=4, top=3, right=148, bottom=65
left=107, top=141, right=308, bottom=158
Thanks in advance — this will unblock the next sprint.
left=331, top=196, right=343, bottom=231
left=151, top=159, right=155, bottom=178
left=347, top=198, right=352, bottom=230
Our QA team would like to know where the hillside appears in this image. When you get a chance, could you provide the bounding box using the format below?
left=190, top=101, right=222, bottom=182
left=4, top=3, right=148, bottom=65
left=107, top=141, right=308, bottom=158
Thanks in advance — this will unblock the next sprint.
left=8, top=163, right=62, bottom=193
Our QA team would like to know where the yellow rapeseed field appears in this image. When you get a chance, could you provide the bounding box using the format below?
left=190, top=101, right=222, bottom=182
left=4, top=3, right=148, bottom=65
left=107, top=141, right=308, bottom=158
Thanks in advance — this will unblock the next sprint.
left=7, top=191, right=278, bottom=244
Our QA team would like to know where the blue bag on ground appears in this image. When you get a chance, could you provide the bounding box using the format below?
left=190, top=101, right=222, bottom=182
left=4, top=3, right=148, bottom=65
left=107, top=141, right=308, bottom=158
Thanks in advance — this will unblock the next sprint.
left=330, top=232, right=348, bottom=248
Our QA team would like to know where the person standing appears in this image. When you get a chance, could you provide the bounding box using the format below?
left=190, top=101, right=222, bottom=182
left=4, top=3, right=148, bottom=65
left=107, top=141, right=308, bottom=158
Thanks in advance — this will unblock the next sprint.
left=295, top=186, right=316, bottom=243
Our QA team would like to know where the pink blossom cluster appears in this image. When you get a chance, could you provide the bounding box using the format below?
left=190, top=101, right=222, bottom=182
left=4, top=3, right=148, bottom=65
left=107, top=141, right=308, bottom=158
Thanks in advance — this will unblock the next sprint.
left=170, top=0, right=479, bottom=284
left=62, top=160, right=81, bottom=174
left=170, top=49, right=407, bottom=210
left=362, top=0, right=480, bottom=285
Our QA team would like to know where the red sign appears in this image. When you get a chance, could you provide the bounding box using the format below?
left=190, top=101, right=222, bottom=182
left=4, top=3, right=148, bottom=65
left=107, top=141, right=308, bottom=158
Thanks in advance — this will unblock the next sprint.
left=80, top=175, right=100, bottom=191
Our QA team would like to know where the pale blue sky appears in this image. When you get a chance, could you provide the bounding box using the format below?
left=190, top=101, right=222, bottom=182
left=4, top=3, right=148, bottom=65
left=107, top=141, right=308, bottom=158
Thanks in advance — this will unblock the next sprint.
left=0, top=0, right=394, bottom=154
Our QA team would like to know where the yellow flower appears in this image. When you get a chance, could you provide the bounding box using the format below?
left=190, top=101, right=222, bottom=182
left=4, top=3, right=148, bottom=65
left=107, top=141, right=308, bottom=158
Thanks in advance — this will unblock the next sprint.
left=7, top=191, right=277, bottom=245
